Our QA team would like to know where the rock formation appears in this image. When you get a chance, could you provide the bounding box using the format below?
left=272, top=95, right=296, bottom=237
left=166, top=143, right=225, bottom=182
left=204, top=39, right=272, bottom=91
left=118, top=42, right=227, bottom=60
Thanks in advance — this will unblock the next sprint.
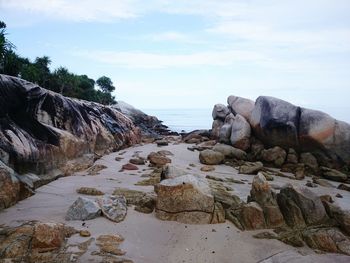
left=0, top=74, right=142, bottom=209
left=211, top=94, right=350, bottom=177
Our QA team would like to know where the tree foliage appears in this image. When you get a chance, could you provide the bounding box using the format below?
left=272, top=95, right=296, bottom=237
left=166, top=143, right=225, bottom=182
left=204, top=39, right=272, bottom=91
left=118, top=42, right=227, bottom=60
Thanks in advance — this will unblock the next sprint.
left=0, top=21, right=116, bottom=105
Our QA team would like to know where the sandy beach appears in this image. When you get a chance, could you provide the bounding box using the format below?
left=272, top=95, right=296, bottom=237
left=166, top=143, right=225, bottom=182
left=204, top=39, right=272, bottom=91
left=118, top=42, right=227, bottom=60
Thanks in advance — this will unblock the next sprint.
left=1, top=140, right=350, bottom=263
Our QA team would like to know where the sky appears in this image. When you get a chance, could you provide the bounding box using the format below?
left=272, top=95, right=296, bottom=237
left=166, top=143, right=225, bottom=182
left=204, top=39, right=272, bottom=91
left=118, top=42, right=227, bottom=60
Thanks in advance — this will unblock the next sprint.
left=1, top=0, right=350, bottom=122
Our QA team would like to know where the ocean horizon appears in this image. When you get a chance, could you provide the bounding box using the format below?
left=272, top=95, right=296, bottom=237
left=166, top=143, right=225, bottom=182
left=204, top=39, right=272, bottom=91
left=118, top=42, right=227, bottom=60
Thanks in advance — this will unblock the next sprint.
left=142, top=108, right=213, bottom=133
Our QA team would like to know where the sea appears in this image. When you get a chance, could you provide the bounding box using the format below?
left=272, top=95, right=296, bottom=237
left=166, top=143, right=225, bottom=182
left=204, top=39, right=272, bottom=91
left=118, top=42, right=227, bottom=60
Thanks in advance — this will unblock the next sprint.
left=142, top=108, right=213, bottom=133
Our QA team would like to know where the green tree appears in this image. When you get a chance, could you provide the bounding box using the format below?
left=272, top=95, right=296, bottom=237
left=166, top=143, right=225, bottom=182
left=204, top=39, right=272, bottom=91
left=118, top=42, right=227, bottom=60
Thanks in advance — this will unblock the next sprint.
left=96, top=76, right=115, bottom=93
left=0, top=21, right=16, bottom=73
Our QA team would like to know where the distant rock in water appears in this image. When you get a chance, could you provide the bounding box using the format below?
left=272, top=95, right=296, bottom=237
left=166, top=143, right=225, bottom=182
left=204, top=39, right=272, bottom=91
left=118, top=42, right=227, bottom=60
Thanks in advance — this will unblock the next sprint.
left=114, top=101, right=175, bottom=136
left=0, top=74, right=143, bottom=209
left=211, top=95, right=350, bottom=170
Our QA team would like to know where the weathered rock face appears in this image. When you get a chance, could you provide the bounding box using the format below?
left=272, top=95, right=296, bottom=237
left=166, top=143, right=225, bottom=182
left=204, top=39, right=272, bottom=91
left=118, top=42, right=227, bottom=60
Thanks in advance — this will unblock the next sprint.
left=261, top=146, right=287, bottom=167
left=212, top=103, right=230, bottom=120
left=154, top=174, right=220, bottom=224
left=229, top=114, right=251, bottom=151
left=114, top=100, right=171, bottom=136
left=250, top=96, right=300, bottom=148
left=0, top=161, right=21, bottom=210
left=0, top=75, right=142, bottom=208
left=277, top=185, right=329, bottom=227
left=227, top=95, right=255, bottom=121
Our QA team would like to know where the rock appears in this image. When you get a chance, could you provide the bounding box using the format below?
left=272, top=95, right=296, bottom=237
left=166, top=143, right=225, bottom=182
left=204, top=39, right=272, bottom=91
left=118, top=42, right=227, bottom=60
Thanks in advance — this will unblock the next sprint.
left=227, top=95, right=255, bottom=121
left=261, top=146, right=287, bottom=167
left=218, top=123, right=232, bottom=144
left=157, top=150, right=174, bottom=156
left=113, top=188, right=156, bottom=214
left=250, top=96, right=300, bottom=148
left=129, top=157, right=146, bottom=165
left=98, top=195, right=127, bottom=223
left=323, top=202, right=350, bottom=235
left=306, top=182, right=318, bottom=188
left=313, top=177, right=335, bottom=188
left=211, top=119, right=224, bottom=139
left=286, top=148, right=298, bottom=164
left=211, top=202, right=226, bottom=224
left=79, top=230, right=91, bottom=237
left=135, top=169, right=161, bottom=186
left=0, top=163, right=20, bottom=210
left=212, top=143, right=247, bottom=160
left=336, top=193, right=343, bottom=198
left=156, top=139, right=168, bottom=146
left=239, top=161, right=264, bottom=175
left=250, top=139, right=265, bottom=160
left=96, top=234, right=126, bottom=256
left=199, top=149, right=225, bottom=165
left=230, top=114, right=251, bottom=151
left=161, top=164, right=187, bottom=180
left=250, top=173, right=284, bottom=228
left=303, top=227, right=350, bottom=255
left=0, top=221, right=77, bottom=262
left=253, top=231, right=278, bottom=239
left=337, top=183, right=350, bottom=192
left=154, top=174, right=216, bottom=224
left=76, top=187, right=104, bottom=196
left=65, top=197, right=101, bottom=221
left=299, top=108, right=350, bottom=166
left=300, top=153, right=319, bottom=174
left=212, top=103, right=230, bottom=120
left=87, top=164, right=108, bottom=175
left=147, top=152, right=171, bottom=167
left=122, top=163, right=139, bottom=170
left=295, top=164, right=306, bottom=180
left=201, top=165, right=215, bottom=172
left=277, top=185, right=328, bottom=227
left=320, top=167, right=348, bottom=182
left=0, top=75, right=141, bottom=206
left=260, top=171, right=274, bottom=181
left=239, top=202, right=266, bottom=230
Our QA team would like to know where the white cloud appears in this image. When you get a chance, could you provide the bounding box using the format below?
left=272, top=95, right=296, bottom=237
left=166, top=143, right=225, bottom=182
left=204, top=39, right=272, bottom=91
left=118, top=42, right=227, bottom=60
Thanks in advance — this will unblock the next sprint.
left=73, top=49, right=267, bottom=69
left=0, top=0, right=138, bottom=21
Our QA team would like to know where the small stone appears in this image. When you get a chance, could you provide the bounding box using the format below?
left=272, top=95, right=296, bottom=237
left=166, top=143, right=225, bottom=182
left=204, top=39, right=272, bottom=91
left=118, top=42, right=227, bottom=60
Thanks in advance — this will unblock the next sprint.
left=79, top=230, right=91, bottom=237
left=65, top=197, right=101, bottom=221
left=156, top=139, right=168, bottom=146
left=87, top=164, right=107, bottom=175
left=338, top=183, right=350, bottom=192
left=201, top=165, right=215, bottom=172
left=129, top=158, right=146, bottom=165
left=336, top=193, right=343, bottom=198
left=98, top=195, right=127, bottom=223
left=122, top=163, right=139, bottom=170
left=77, top=187, right=104, bottom=196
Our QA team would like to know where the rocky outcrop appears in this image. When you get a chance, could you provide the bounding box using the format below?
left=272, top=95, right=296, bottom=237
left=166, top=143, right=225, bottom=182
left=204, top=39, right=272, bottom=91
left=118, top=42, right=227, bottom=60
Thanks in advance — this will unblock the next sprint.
left=114, top=100, right=173, bottom=136
left=0, top=74, right=142, bottom=209
left=210, top=94, right=350, bottom=173
left=154, top=174, right=224, bottom=224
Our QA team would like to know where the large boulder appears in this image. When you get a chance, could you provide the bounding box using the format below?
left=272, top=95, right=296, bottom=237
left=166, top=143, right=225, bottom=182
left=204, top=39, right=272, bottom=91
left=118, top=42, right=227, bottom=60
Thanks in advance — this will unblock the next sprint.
left=277, top=185, right=328, bottom=227
left=227, top=95, right=255, bottom=121
left=218, top=123, right=232, bottom=144
left=239, top=202, right=266, bottom=230
left=0, top=75, right=141, bottom=208
left=250, top=96, right=300, bottom=148
left=212, top=104, right=230, bottom=120
left=299, top=108, right=350, bottom=166
left=230, top=114, right=251, bottom=151
left=320, top=166, right=348, bottom=182
left=154, top=174, right=218, bottom=224
left=199, top=149, right=225, bottom=165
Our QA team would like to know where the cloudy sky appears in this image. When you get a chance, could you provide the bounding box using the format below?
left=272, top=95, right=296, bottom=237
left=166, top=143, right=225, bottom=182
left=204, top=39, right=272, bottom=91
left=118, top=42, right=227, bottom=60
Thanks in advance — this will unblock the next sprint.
left=1, top=0, right=350, bottom=121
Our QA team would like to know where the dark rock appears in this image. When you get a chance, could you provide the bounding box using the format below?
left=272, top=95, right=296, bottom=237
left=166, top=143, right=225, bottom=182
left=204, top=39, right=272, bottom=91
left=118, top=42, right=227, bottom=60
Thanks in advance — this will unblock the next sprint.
left=320, top=166, right=348, bottom=182
left=300, top=152, right=319, bottom=174
left=129, top=157, right=146, bottom=165
left=277, top=185, right=328, bottom=227
left=337, top=183, right=350, bottom=192
left=261, top=146, right=287, bottom=167
left=286, top=148, right=298, bottom=164
left=122, top=163, right=139, bottom=170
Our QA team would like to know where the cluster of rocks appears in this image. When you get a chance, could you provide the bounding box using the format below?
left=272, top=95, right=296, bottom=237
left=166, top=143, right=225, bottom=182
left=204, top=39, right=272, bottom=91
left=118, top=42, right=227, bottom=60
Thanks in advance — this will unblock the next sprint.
left=209, top=95, right=350, bottom=183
